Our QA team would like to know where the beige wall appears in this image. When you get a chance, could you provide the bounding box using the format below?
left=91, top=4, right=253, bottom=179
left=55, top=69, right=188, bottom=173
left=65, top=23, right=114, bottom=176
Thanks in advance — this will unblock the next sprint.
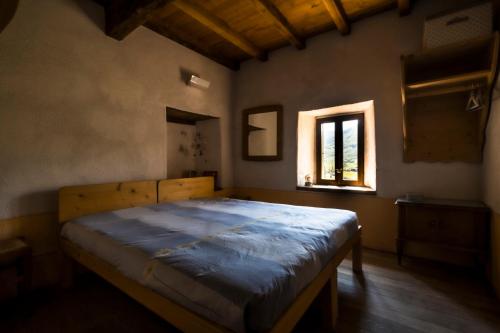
left=233, top=0, right=481, bottom=201
left=0, top=0, right=234, bottom=220
left=166, top=119, right=223, bottom=185
left=195, top=119, right=223, bottom=186
left=483, top=82, right=500, bottom=214
left=483, top=77, right=500, bottom=296
left=166, top=123, right=197, bottom=179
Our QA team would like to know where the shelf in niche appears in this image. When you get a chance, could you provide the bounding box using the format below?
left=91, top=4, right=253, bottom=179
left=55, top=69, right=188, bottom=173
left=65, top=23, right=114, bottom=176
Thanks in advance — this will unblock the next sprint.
left=248, top=125, right=265, bottom=131
left=166, top=107, right=218, bottom=125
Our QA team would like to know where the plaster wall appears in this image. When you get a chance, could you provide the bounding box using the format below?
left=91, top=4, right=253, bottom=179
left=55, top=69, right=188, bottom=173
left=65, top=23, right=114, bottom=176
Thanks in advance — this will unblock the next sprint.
left=166, top=123, right=197, bottom=179
left=0, top=0, right=234, bottom=219
left=483, top=83, right=500, bottom=214
left=483, top=77, right=500, bottom=296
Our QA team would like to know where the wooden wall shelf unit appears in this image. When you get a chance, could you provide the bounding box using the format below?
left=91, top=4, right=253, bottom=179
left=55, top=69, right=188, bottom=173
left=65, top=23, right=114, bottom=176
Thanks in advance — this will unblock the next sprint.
left=395, top=198, right=490, bottom=267
left=401, top=32, right=499, bottom=163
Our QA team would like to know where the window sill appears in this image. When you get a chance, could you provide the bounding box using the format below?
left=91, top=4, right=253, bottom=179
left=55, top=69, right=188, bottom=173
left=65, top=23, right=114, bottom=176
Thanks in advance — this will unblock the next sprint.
left=296, top=185, right=376, bottom=195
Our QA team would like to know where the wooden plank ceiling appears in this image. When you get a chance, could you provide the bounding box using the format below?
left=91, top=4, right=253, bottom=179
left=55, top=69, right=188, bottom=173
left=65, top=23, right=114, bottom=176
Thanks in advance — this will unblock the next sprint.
left=100, top=0, right=412, bottom=70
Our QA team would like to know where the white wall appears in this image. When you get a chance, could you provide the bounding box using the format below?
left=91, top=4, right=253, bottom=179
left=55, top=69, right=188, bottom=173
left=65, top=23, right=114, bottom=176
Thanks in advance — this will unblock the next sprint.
left=0, top=0, right=234, bottom=219
left=483, top=80, right=500, bottom=213
left=195, top=119, right=222, bottom=185
left=232, top=0, right=481, bottom=200
left=483, top=73, right=500, bottom=296
left=166, top=123, right=197, bottom=179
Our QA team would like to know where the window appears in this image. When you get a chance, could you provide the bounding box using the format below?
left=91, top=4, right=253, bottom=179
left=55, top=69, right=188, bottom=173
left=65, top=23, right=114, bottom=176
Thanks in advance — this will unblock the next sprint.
left=297, top=100, right=375, bottom=192
left=315, top=114, right=364, bottom=187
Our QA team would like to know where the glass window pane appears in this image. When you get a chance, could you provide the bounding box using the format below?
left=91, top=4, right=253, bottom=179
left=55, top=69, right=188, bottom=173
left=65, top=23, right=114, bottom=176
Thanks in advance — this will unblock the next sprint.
left=343, top=120, right=358, bottom=181
left=321, top=122, right=335, bottom=180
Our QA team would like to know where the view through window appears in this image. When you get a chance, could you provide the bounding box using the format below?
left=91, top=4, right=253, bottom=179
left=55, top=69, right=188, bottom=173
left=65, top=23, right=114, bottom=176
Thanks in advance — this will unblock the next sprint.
left=316, top=113, right=364, bottom=186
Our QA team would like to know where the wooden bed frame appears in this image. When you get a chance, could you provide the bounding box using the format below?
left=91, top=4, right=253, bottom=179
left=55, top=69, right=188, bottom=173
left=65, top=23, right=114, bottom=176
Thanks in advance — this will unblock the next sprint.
left=59, top=177, right=362, bottom=333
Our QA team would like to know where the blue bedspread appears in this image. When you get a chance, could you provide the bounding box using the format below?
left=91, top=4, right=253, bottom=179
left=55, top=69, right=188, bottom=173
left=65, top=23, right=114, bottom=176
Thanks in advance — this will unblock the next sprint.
left=61, top=198, right=358, bottom=332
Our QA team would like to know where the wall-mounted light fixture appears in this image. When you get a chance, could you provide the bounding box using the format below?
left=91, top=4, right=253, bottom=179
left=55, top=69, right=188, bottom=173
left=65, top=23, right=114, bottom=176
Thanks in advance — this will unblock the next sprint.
left=188, top=74, right=211, bottom=89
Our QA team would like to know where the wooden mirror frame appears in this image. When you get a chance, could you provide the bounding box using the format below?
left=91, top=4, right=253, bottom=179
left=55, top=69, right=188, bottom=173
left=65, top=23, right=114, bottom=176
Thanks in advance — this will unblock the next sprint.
left=242, top=105, right=283, bottom=161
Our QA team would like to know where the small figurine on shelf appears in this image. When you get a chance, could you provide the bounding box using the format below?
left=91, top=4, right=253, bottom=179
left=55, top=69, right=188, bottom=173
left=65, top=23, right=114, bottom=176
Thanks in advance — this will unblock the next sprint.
left=305, top=174, right=312, bottom=187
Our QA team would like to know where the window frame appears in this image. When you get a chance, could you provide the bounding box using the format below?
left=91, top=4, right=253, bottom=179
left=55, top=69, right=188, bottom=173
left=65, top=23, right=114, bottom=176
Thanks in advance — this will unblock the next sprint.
left=315, top=113, right=365, bottom=187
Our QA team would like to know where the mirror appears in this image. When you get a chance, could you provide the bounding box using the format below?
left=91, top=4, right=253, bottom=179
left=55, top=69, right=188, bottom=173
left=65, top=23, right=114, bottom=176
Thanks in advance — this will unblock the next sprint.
left=242, top=105, right=283, bottom=161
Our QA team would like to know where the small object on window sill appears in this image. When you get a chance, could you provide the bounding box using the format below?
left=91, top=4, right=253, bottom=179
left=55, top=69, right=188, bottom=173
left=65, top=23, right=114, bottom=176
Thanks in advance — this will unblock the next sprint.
left=296, top=184, right=376, bottom=195
left=304, top=174, right=312, bottom=187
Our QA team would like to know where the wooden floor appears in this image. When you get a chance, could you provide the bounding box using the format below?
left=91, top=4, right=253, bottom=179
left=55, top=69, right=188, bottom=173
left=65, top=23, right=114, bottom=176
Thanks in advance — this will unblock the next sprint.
left=1, top=250, right=500, bottom=333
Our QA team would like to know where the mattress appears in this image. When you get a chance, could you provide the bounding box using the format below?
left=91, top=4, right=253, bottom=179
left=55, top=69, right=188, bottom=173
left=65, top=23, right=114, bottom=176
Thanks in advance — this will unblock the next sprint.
left=61, top=198, right=358, bottom=332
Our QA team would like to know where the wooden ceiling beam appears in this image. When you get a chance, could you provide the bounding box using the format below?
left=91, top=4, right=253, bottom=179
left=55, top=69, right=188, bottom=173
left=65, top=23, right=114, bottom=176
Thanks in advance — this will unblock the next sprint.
left=105, top=0, right=171, bottom=40
left=144, top=21, right=240, bottom=71
left=397, top=0, right=411, bottom=16
left=172, top=0, right=267, bottom=61
left=321, top=0, right=350, bottom=35
left=250, top=0, right=305, bottom=50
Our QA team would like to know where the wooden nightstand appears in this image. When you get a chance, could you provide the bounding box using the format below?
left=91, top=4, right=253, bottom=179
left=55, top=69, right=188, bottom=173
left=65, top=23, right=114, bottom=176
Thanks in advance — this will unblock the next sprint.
left=395, top=198, right=490, bottom=266
left=0, top=238, right=32, bottom=296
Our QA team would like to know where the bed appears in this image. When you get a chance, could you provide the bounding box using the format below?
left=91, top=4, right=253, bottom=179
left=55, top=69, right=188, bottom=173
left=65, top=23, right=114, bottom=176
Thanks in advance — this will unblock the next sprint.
left=58, top=177, right=362, bottom=333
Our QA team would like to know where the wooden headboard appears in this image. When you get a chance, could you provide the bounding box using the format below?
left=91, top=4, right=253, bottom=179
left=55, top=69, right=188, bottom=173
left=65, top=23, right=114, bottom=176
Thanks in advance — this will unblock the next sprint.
left=58, top=180, right=157, bottom=223
left=158, top=177, right=214, bottom=203
left=58, top=177, right=216, bottom=223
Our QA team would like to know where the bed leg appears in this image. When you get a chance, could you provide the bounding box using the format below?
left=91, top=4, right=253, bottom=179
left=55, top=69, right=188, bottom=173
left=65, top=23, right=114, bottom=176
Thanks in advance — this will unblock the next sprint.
left=330, top=269, right=338, bottom=328
left=352, top=235, right=362, bottom=274
left=318, top=269, right=338, bottom=332
left=61, top=254, right=75, bottom=289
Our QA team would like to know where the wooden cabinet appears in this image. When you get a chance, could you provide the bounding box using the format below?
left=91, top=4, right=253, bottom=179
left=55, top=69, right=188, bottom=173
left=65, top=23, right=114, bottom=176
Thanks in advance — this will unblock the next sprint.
left=395, top=198, right=490, bottom=266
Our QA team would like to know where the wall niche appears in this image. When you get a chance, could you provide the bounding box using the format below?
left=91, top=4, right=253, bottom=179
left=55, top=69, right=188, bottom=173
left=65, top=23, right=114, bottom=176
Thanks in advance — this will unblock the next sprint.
left=166, top=107, right=221, bottom=189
